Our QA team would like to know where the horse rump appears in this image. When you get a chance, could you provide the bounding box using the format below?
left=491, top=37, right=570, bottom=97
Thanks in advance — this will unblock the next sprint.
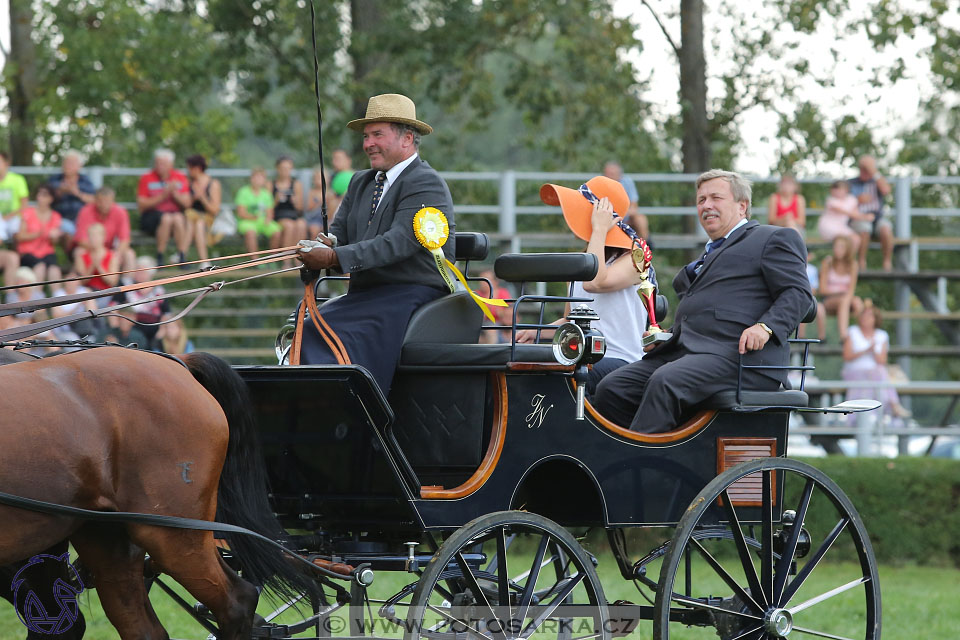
left=181, top=351, right=316, bottom=602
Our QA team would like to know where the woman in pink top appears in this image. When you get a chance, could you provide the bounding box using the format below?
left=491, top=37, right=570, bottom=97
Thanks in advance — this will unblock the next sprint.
left=766, top=174, right=806, bottom=236
left=16, top=183, right=62, bottom=282
left=819, top=235, right=863, bottom=340
left=817, top=180, right=872, bottom=249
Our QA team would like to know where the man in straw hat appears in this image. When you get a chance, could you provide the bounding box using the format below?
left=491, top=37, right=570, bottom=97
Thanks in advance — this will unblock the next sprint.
left=296, top=93, right=454, bottom=393
left=591, top=169, right=813, bottom=433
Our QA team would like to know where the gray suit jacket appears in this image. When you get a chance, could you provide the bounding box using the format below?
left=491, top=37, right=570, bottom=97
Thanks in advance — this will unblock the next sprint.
left=331, top=157, right=455, bottom=290
left=663, top=221, right=814, bottom=385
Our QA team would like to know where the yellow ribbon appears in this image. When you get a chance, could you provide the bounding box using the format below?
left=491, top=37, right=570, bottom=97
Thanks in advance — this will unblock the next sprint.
left=413, top=207, right=509, bottom=322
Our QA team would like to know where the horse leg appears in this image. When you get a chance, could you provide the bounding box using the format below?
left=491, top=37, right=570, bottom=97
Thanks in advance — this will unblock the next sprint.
left=133, top=527, right=258, bottom=640
left=71, top=525, right=166, bottom=640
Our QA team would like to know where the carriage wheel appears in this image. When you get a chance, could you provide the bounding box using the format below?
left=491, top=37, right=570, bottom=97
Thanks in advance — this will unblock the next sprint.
left=405, top=511, right=610, bottom=640
left=654, top=458, right=880, bottom=640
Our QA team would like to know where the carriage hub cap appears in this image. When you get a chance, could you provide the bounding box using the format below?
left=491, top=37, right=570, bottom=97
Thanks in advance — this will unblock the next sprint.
left=764, top=608, right=793, bottom=637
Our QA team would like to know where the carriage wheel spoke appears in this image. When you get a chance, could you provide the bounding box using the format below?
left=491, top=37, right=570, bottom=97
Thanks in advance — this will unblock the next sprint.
left=690, top=538, right=764, bottom=614
left=728, top=625, right=765, bottom=640
left=721, top=489, right=767, bottom=608
left=760, top=469, right=774, bottom=604
left=426, top=603, right=494, bottom=640
left=455, top=551, right=507, bottom=640
left=669, top=594, right=763, bottom=621
left=496, top=528, right=510, bottom=615
left=516, top=534, right=549, bottom=624
left=773, top=478, right=814, bottom=606
left=520, top=571, right=584, bottom=638
left=791, top=624, right=857, bottom=640
left=781, top=517, right=849, bottom=605
left=787, top=576, right=871, bottom=616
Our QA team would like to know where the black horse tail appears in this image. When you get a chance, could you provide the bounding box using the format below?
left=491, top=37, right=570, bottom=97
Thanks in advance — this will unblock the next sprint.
left=181, top=352, right=313, bottom=601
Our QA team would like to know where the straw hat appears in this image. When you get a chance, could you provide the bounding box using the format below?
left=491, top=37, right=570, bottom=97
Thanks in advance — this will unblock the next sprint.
left=540, top=176, right=632, bottom=249
left=347, top=94, right=433, bottom=135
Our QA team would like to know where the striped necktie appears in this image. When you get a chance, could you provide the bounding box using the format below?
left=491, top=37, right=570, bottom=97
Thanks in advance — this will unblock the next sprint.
left=368, top=172, right=385, bottom=226
left=685, top=236, right=726, bottom=279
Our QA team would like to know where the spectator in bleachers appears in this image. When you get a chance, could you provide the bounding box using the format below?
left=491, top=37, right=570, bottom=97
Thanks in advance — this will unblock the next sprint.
left=95, top=306, right=149, bottom=348
left=767, top=174, right=806, bottom=236
left=305, top=166, right=327, bottom=239
left=235, top=168, right=281, bottom=254
left=273, top=155, right=306, bottom=263
left=51, top=270, right=97, bottom=340
left=75, top=186, right=136, bottom=276
left=74, top=223, right=120, bottom=299
left=842, top=301, right=910, bottom=418
left=16, top=184, right=63, bottom=283
left=48, top=149, right=95, bottom=246
left=819, top=235, right=863, bottom=341
left=157, top=316, right=194, bottom=354
left=126, top=255, right=170, bottom=349
left=328, top=149, right=354, bottom=217
left=2, top=267, right=55, bottom=349
left=185, top=154, right=221, bottom=267
left=818, top=180, right=870, bottom=250
left=849, top=155, right=895, bottom=271
left=603, top=161, right=649, bottom=240
left=0, top=151, right=28, bottom=279
left=137, top=148, right=192, bottom=266
left=799, top=247, right=826, bottom=341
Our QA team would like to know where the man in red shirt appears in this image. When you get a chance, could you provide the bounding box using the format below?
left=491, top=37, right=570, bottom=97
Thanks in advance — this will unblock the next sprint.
left=75, top=186, right=136, bottom=273
left=137, top=148, right=191, bottom=265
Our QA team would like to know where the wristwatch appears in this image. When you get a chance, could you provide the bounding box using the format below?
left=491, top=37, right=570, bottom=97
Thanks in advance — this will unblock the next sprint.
left=757, top=322, right=773, bottom=336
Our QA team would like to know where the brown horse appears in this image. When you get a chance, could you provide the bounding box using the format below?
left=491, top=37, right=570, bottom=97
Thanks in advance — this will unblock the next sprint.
left=0, top=346, right=312, bottom=639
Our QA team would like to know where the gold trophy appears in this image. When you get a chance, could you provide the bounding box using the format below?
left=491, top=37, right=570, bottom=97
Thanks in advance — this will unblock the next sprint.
left=633, top=242, right=672, bottom=348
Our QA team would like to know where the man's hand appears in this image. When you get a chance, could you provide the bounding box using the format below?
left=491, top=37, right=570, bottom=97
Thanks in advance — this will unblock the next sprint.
left=739, top=324, right=771, bottom=354
left=642, top=329, right=661, bottom=353
left=297, top=242, right=339, bottom=270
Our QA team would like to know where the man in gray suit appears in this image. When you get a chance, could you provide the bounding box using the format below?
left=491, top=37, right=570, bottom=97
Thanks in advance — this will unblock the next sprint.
left=592, top=169, right=813, bottom=433
left=297, top=93, right=454, bottom=393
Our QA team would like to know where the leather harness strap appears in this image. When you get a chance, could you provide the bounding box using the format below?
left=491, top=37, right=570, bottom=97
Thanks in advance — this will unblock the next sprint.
left=0, top=488, right=351, bottom=598
left=0, top=245, right=302, bottom=293
left=304, top=280, right=351, bottom=365
left=0, top=249, right=298, bottom=319
left=289, top=286, right=308, bottom=365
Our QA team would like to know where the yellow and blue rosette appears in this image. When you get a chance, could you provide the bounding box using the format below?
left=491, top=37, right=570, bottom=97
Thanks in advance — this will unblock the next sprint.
left=413, top=207, right=508, bottom=322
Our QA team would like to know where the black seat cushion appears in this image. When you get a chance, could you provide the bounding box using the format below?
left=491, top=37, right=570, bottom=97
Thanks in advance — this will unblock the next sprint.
left=703, top=389, right=809, bottom=409
left=402, top=292, right=483, bottom=345
left=454, top=232, right=489, bottom=262
left=400, top=343, right=555, bottom=368
left=495, top=253, right=598, bottom=283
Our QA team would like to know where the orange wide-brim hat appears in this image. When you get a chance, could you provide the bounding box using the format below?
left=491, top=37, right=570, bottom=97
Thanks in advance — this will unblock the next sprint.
left=539, top=176, right=632, bottom=249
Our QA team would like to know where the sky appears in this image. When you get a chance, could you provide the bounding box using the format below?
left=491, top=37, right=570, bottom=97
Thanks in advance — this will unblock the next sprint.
left=0, top=1, right=947, bottom=174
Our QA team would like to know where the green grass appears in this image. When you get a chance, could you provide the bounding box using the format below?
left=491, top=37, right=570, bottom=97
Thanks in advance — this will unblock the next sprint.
left=1, top=553, right=957, bottom=639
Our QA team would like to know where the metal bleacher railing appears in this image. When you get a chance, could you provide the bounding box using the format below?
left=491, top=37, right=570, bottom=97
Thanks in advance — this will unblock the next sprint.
left=15, top=166, right=960, bottom=453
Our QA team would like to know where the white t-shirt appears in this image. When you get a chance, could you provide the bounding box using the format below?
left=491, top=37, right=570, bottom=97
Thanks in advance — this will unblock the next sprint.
left=844, top=325, right=888, bottom=372
left=571, top=260, right=648, bottom=363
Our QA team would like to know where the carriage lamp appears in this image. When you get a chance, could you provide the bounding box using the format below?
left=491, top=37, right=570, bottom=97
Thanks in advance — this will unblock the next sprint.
left=558, top=306, right=606, bottom=421
left=552, top=322, right=585, bottom=366
left=566, top=305, right=605, bottom=365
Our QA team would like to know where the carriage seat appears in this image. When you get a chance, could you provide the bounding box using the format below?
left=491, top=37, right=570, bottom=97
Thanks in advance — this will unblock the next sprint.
left=399, top=232, right=492, bottom=347
left=701, top=389, right=809, bottom=409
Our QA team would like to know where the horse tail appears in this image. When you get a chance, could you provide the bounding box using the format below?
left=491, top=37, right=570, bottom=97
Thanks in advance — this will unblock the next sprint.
left=181, top=352, right=313, bottom=601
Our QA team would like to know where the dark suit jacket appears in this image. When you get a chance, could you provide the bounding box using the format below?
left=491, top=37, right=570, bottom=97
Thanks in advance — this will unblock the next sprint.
left=331, top=156, right=455, bottom=290
left=661, top=221, right=813, bottom=385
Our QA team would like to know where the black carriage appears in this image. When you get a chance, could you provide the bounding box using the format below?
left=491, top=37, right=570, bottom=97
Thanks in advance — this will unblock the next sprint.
left=185, top=231, right=882, bottom=640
